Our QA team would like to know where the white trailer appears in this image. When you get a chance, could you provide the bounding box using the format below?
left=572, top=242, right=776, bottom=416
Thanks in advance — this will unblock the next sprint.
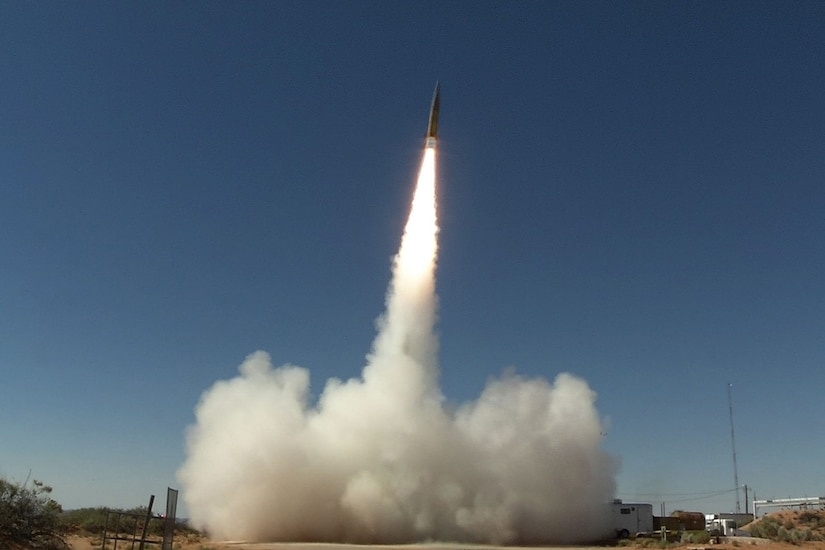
left=612, top=500, right=654, bottom=538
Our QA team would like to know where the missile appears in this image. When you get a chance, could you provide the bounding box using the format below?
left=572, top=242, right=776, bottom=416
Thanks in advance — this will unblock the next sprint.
left=426, top=81, right=440, bottom=148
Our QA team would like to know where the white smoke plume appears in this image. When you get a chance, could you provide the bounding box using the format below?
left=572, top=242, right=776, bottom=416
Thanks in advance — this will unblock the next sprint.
left=178, top=147, right=618, bottom=544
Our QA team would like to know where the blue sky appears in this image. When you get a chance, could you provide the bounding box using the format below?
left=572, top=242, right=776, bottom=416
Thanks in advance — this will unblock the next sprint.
left=1, top=2, right=823, bottom=518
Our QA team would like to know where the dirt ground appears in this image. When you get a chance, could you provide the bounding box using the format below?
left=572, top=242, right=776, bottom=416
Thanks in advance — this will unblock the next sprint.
left=65, top=537, right=825, bottom=550
left=65, top=508, right=825, bottom=550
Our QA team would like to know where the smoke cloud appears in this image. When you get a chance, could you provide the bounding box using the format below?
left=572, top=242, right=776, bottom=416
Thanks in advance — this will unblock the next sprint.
left=178, top=148, right=618, bottom=544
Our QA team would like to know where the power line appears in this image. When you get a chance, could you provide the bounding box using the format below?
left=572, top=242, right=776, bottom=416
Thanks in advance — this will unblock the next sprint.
left=618, top=487, right=738, bottom=499
left=618, top=488, right=739, bottom=507
left=728, top=382, right=741, bottom=513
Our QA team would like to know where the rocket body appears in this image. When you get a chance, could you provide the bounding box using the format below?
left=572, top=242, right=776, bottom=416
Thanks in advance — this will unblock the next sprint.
left=426, top=82, right=440, bottom=148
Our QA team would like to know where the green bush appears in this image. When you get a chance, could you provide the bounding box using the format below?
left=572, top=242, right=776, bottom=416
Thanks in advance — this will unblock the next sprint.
left=0, top=478, right=68, bottom=550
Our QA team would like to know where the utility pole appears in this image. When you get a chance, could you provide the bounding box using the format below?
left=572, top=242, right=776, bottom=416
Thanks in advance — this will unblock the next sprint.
left=728, top=383, right=741, bottom=513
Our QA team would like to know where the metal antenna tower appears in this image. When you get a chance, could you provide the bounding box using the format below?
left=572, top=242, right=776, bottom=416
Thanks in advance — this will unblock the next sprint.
left=728, top=383, right=741, bottom=513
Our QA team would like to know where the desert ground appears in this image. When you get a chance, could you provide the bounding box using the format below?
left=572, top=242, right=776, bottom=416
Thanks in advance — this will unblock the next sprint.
left=65, top=510, right=825, bottom=550
left=64, top=538, right=825, bottom=550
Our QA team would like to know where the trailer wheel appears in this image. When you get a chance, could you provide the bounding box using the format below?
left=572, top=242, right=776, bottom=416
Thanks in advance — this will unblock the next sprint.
left=618, top=529, right=630, bottom=539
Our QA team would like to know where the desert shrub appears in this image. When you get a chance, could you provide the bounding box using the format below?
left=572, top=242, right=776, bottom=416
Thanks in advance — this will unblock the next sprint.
left=62, top=505, right=202, bottom=544
left=797, top=510, right=825, bottom=530
left=60, top=507, right=110, bottom=534
left=0, top=478, right=68, bottom=550
left=799, top=511, right=819, bottom=524
left=683, top=530, right=711, bottom=544
left=778, top=525, right=810, bottom=544
left=749, top=516, right=780, bottom=539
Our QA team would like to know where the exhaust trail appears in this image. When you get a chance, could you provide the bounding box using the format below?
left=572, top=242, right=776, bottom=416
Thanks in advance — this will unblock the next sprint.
left=178, top=86, right=618, bottom=544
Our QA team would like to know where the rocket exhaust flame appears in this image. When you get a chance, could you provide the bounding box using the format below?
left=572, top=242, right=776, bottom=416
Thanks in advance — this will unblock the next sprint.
left=178, top=86, right=618, bottom=544
left=393, top=147, right=437, bottom=296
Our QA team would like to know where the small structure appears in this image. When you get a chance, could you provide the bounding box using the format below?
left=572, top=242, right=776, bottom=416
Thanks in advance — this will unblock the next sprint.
left=653, top=515, right=680, bottom=532
left=612, top=499, right=654, bottom=538
left=707, top=516, right=737, bottom=536
left=754, top=497, right=825, bottom=517
left=672, top=510, right=706, bottom=531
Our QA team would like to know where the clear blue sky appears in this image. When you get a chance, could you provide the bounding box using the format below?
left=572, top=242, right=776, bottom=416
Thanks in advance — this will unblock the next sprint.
left=2, top=2, right=823, bottom=518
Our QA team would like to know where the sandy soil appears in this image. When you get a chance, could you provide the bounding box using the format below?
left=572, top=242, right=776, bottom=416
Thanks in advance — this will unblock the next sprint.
left=65, top=537, right=825, bottom=550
